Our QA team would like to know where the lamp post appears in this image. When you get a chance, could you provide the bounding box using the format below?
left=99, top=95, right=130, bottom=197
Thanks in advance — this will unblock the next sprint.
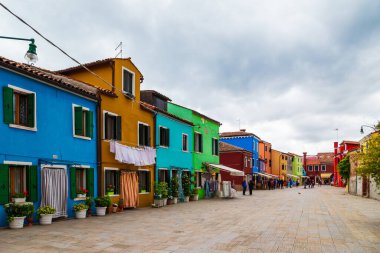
left=360, top=125, right=376, bottom=134
left=0, top=36, right=38, bottom=64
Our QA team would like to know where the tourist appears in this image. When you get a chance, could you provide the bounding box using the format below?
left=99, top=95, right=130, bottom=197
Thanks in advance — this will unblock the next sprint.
left=242, top=179, right=247, bottom=195
left=248, top=179, right=254, bottom=195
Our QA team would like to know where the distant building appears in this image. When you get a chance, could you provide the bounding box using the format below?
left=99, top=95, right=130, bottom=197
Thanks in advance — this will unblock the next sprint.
left=303, top=152, right=334, bottom=184
left=259, top=140, right=272, bottom=174
left=333, top=141, right=360, bottom=187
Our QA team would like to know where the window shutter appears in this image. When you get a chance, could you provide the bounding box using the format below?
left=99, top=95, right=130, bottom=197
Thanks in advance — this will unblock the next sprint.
left=146, top=171, right=151, bottom=192
left=74, top=106, right=83, bottom=136
left=0, top=164, right=9, bottom=204
left=116, top=116, right=122, bottom=140
left=86, top=168, right=94, bottom=197
left=139, top=124, right=144, bottom=146
left=200, top=135, right=203, bottom=152
left=104, top=113, right=108, bottom=139
left=115, top=171, right=120, bottom=194
left=27, top=93, right=35, bottom=127
left=159, top=127, right=163, bottom=146
left=3, top=87, right=14, bottom=124
left=27, top=165, right=38, bottom=202
left=167, top=128, right=170, bottom=147
left=86, top=111, right=93, bottom=138
left=147, top=126, right=151, bottom=146
left=70, top=167, right=77, bottom=199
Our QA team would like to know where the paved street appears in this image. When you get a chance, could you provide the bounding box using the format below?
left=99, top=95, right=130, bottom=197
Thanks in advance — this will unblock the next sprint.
left=0, top=186, right=379, bottom=253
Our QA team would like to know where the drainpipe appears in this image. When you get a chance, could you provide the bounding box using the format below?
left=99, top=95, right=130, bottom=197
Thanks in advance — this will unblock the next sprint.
left=110, top=61, right=115, bottom=93
left=96, top=93, right=102, bottom=196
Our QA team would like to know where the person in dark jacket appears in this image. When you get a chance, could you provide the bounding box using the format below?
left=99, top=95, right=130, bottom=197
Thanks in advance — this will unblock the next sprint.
left=248, top=179, right=254, bottom=195
left=242, top=179, right=247, bottom=195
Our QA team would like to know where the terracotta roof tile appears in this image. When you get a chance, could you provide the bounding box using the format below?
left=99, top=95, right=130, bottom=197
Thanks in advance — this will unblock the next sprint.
left=219, top=142, right=252, bottom=153
left=220, top=131, right=261, bottom=139
left=140, top=102, right=193, bottom=126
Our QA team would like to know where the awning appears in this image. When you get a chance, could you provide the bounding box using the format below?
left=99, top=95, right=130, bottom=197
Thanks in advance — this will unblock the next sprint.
left=253, top=172, right=278, bottom=178
left=301, top=175, right=310, bottom=178
left=286, top=174, right=300, bottom=179
left=207, top=163, right=244, bottom=176
left=321, top=173, right=332, bottom=179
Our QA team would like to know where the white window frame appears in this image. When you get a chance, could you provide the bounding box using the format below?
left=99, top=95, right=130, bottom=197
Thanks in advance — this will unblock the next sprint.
left=138, top=168, right=151, bottom=194
left=104, top=167, right=120, bottom=197
left=159, top=125, right=169, bottom=148
left=314, top=165, right=319, bottom=171
left=8, top=84, right=37, bottom=132
left=321, top=165, right=326, bottom=171
left=308, top=165, right=313, bottom=172
left=194, top=131, right=202, bottom=153
left=182, top=133, right=188, bottom=152
left=212, top=138, right=218, bottom=156
left=103, top=110, right=119, bottom=140
left=244, top=157, right=248, bottom=167
left=72, top=104, right=91, bottom=140
left=138, top=121, right=150, bottom=147
left=122, top=66, right=135, bottom=96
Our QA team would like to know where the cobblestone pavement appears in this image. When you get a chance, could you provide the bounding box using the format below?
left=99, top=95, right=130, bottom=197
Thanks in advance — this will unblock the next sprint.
left=0, top=186, right=379, bottom=253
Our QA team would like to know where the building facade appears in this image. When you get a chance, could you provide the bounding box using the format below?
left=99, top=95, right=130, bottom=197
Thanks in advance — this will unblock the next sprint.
left=304, top=152, right=334, bottom=184
left=0, top=56, right=98, bottom=227
left=333, top=141, right=360, bottom=187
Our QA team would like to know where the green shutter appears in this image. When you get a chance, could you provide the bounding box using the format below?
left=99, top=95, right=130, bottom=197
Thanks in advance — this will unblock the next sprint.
left=0, top=164, right=9, bottom=204
left=115, top=171, right=120, bottom=195
left=3, top=87, right=13, bottom=124
left=27, top=93, right=35, bottom=127
left=200, top=135, right=203, bottom=153
left=86, top=168, right=94, bottom=197
left=139, top=124, right=144, bottom=146
left=70, top=167, right=77, bottom=199
left=27, top=165, right=38, bottom=202
left=74, top=106, right=83, bottom=136
left=147, top=126, right=151, bottom=146
left=116, top=116, right=122, bottom=140
left=167, top=128, right=170, bottom=147
left=86, top=111, right=93, bottom=138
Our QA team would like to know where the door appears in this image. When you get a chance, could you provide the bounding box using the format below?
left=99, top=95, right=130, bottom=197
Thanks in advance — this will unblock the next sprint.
left=362, top=176, right=368, bottom=197
left=41, top=167, right=68, bottom=218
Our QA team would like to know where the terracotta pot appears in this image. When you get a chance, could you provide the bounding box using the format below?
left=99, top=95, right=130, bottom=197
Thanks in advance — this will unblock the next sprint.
left=107, top=207, right=112, bottom=214
left=27, top=217, right=33, bottom=226
left=87, top=208, right=92, bottom=217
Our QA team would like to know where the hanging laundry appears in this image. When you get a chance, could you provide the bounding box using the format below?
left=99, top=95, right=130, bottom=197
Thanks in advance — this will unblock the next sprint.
left=111, top=141, right=156, bottom=166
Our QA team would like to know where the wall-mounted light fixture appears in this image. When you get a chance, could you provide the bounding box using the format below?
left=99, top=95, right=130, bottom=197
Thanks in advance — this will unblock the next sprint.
left=0, top=36, right=38, bottom=64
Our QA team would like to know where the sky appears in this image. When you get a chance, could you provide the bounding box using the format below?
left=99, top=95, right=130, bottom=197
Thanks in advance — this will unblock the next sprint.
left=1, top=0, right=379, bottom=155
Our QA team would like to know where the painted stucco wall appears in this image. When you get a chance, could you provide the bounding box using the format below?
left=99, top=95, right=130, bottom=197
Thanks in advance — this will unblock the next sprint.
left=0, top=67, right=97, bottom=227
left=292, top=155, right=303, bottom=177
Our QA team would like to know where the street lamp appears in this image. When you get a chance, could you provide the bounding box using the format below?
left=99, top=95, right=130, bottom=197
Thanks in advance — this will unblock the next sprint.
left=0, top=36, right=38, bottom=64
left=360, top=125, right=376, bottom=134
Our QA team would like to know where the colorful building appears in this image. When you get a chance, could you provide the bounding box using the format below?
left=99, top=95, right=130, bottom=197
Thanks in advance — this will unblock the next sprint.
left=270, top=149, right=290, bottom=179
left=220, top=129, right=260, bottom=173
left=167, top=102, right=221, bottom=199
left=140, top=90, right=193, bottom=201
left=261, top=140, right=272, bottom=174
left=303, top=152, right=334, bottom=184
left=219, top=142, right=252, bottom=190
left=333, top=141, right=360, bottom=187
left=291, top=153, right=303, bottom=182
left=59, top=58, right=155, bottom=207
left=0, top=56, right=98, bottom=227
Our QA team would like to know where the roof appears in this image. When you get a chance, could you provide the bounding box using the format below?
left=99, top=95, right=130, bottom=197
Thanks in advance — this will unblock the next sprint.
left=340, top=140, right=360, bottom=145
left=141, top=90, right=171, bottom=102
left=219, top=142, right=252, bottom=153
left=220, top=131, right=261, bottom=139
left=169, top=102, right=221, bottom=125
left=56, top=57, right=144, bottom=83
left=0, top=56, right=104, bottom=99
left=140, top=102, right=193, bottom=126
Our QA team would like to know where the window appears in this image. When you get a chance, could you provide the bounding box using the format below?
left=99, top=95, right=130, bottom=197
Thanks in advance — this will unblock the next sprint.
left=104, top=112, right=121, bottom=140
left=70, top=167, right=94, bottom=198
left=282, top=164, right=285, bottom=170
left=264, top=146, right=267, bottom=152
left=182, top=134, right=188, bottom=152
left=122, top=68, right=134, bottom=96
left=212, top=138, right=219, bottom=155
left=75, top=168, right=86, bottom=193
left=244, top=157, right=248, bottom=167
left=138, top=123, right=151, bottom=146
left=194, top=132, right=203, bottom=153
left=3, top=86, right=35, bottom=129
left=195, top=171, right=202, bottom=188
left=159, top=127, right=169, bottom=147
left=9, top=166, right=26, bottom=196
left=308, top=165, right=313, bottom=171
left=252, top=159, right=255, bottom=167
left=105, top=169, right=120, bottom=195
left=269, top=160, right=272, bottom=167
left=314, top=165, right=319, bottom=171
left=321, top=165, right=326, bottom=171
left=138, top=170, right=151, bottom=193
left=158, top=169, right=169, bottom=183
left=73, top=105, right=93, bottom=139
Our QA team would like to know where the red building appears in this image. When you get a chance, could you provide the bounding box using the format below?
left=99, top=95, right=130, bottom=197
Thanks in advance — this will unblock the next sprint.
left=219, top=142, right=252, bottom=190
left=333, top=141, right=360, bottom=187
left=303, top=152, right=334, bottom=184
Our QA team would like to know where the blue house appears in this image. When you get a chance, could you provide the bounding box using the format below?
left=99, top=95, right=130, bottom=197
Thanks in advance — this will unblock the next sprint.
left=141, top=90, right=193, bottom=200
left=0, top=56, right=98, bottom=227
left=220, top=130, right=261, bottom=173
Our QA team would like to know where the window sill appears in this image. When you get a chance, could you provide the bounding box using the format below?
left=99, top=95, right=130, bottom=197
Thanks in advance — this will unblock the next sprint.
left=182, top=150, right=189, bottom=153
left=74, top=135, right=91, bottom=140
left=139, top=192, right=150, bottom=195
left=104, top=194, right=120, bottom=197
left=9, top=124, right=37, bottom=132
left=74, top=197, right=87, bottom=201
left=159, top=146, right=169, bottom=149
left=122, top=92, right=135, bottom=100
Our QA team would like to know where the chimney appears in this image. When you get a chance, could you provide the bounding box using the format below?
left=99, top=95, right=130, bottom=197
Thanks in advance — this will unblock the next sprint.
left=240, top=129, right=246, bottom=132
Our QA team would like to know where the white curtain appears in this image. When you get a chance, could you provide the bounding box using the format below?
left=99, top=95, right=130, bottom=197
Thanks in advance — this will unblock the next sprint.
left=41, top=168, right=68, bottom=218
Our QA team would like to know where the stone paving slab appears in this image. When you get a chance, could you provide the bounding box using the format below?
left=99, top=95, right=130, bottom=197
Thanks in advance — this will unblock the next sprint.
left=0, top=186, right=379, bottom=253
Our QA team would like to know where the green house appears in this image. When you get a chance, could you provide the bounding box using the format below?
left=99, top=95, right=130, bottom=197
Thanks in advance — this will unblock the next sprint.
left=167, top=103, right=221, bottom=199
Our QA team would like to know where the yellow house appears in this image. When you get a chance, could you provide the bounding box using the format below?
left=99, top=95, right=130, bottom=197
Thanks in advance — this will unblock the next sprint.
left=59, top=58, right=154, bottom=207
left=271, top=149, right=289, bottom=179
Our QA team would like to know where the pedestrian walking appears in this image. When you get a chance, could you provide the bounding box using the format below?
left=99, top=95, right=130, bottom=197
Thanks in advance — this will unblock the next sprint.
left=248, top=179, right=254, bottom=195
left=242, top=179, right=247, bottom=195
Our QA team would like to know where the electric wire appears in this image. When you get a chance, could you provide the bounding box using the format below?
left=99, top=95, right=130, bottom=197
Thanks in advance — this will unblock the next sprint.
left=0, top=2, right=125, bottom=95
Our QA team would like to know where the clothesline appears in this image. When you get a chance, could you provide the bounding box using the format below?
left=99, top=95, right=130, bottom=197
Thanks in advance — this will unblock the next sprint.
left=110, top=140, right=156, bottom=166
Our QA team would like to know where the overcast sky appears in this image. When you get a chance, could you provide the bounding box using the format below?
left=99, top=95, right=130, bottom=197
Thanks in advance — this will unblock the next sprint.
left=1, top=0, right=379, bottom=155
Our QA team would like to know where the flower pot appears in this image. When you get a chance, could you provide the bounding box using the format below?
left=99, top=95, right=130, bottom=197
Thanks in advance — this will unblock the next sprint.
left=106, top=191, right=114, bottom=196
left=40, top=214, right=53, bottom=225
left=75, top=209, right=87, bottom=219
left=77, top=194, right=86, bottom=198
left=184, top=196, right=190, bottom=202
left=87, top=208, right=92, bottom=217
left=96, top=207, right=107, bottom=216
left=27, top=217, right=33, bottom=226
left=167, top=199, right=173, bottom=205
left=9, top=216, right=25, bottom=229
left=173, top=197, right=178, bottom=204
left=12, top=197, right=26, bottom=203
left=154, top=199, right=164, bottom=207
left=112, top=206, right=118, bottom=213
left=107, top=207, right=113, bottom=214
left=163, top=198, right=167, bottom=206
left=190, top=194, right=199, bottom=201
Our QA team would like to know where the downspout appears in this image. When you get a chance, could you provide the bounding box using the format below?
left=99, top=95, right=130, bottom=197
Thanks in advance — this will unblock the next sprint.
left=96, top=93, right=102, bottom=196
left=110, top=61, right=115, bottom=93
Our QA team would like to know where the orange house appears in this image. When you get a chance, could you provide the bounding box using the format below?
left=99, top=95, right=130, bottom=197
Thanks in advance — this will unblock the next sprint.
left=259, top=140, right=272, bottom=174
left=59, top=58, right=154, bottom=207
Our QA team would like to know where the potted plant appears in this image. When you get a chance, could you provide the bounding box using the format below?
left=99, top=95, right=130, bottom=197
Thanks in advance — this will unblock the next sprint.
left=11, top=191, right=28, bottom=203
left=37, top=206, right=56, bottom=225
left=190, top=188, right=199, bottom=201
left=171, top=176, right=179, bottom=204
left=112, top=203, right=118, bottom=213
left=153, top=183, right=163, bottom=207
left=159, top=182, right=169, bottom=206
left=77, top=188, right=88, bottom=198
left=94, top=196, right=111, bottom=216
left=85, top=197, right=93, bottom=217
left=4, top=202, right=33, bottom=229
left=182, top=173, right=191, bottom=202
left=140, top=187, right=146, bottom=193
left=25, top=203, right=35, bottom=226
left=106, top=184, right=115, bottom=195
left=118, top=198, right=124, bottom=212
left=73, top=203, right=88, bottom=219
